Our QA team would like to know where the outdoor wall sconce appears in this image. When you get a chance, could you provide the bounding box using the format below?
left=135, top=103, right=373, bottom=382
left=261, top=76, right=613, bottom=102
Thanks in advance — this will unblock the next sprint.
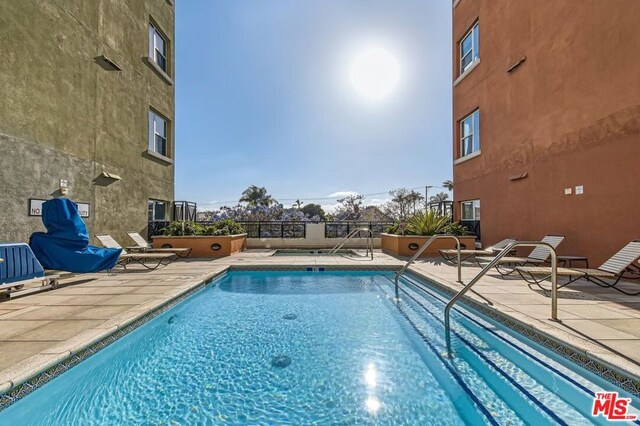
left=507, top=56, right=527, bottom=73
left=93, top=171, right=122, bottom=187
left=211, top=243, right=222, bottom=251
left=509, top=172, right=528, bottom=181
left=94, top=55, right=122, bottom=71
left=408, top=243, right=420, bottom=250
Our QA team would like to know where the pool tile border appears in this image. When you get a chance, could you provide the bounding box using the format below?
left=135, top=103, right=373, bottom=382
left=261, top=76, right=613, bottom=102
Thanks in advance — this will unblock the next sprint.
left=0, top=269, right=228, bottom=412
left=405, top=270, right=640, bottom=397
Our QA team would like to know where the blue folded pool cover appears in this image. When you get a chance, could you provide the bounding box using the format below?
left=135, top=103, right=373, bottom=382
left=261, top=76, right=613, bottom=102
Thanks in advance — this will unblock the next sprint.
left=0, top=243, right=45, bottom=284
left=30, top=198, right=122, bottom=273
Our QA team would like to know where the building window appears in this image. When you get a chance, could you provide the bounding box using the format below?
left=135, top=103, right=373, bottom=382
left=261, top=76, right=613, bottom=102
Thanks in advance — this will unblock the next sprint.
left=460, top=23, right=479, bottom=75
left=460, top=109, right=480, bottom=158
left=461, top=200, right=480, bottom=221
left=149, top=110, right=168, bottom=157
left=148, top=200, right=167, bottom=221
left=149, top=22, right=167, bottom=72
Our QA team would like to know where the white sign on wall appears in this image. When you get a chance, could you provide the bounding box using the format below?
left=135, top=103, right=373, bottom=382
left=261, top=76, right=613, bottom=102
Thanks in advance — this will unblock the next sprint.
left=29, top=199, right=90, bottom=218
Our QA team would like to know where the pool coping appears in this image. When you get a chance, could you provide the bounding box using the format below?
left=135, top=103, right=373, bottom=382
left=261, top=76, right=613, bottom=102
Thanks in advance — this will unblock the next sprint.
left=0, top=263, right=638, bottom=412
left=405, top=267, right=640, bottom=397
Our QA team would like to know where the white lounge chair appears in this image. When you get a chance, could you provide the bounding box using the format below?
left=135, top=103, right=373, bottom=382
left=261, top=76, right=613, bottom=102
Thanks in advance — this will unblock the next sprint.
left=476, top=235, right=565, bottom=276
left=516, top=240, right=640, bottom=295
left=126, top=231, right=191, bottom=258
left=439, top=238, right=517, bottom=263
left=95, top=234, right=175, bottom=270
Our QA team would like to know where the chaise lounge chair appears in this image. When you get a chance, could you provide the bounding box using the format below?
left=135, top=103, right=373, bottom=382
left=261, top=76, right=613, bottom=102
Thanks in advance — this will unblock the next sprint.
left=475, top=235, right=565, bottom=276
left=515, top=240, right=640, bottom=295
left=439, top=238, right=517, bottom=263
left=95, top=234, right=175, bottom=270
left=0, top=243, right=60, bottom=295
left=126, top=232, right=191, bottom=258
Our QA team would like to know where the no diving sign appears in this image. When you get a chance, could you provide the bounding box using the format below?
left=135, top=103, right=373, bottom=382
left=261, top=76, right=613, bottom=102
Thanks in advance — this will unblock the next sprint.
left=29, top=199, right=90, bottom=218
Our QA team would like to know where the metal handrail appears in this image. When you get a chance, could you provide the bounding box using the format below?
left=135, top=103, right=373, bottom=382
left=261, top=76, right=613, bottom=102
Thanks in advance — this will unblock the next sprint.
left=443, top=241, right=559, bottom=352
left=394, top=235, right=462, bottom=298
left=329, top=228, right=374, bottom=260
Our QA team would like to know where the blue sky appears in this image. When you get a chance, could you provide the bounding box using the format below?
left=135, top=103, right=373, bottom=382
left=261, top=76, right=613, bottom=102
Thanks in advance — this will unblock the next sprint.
left=175, top=0, right=452, bottom=211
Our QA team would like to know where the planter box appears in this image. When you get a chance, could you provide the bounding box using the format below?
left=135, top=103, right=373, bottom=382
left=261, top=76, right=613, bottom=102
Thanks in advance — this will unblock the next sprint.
left=380, top=233, right=477, bottom=257
left=151, top=234, right=247, bottom=258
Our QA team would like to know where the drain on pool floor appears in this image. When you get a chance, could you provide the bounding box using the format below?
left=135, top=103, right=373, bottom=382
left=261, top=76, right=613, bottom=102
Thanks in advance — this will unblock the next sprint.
left=271, top=355, right=292, bottom=368
left=282, top=314, right=297, bottom=320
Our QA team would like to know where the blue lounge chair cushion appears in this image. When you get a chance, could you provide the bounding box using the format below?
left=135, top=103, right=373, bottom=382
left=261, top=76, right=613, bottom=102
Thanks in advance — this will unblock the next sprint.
left=0, top=243, right=45, bottom=284
left=30, top=198, right=122, bottom=273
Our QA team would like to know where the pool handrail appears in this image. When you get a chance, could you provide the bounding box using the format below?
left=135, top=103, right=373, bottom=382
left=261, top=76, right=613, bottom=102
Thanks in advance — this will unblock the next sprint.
left=443, top=241, right=559, bottom=353
left=394, top=235, right=462, bottom=298
left=329, top=228, right=374, bottom=260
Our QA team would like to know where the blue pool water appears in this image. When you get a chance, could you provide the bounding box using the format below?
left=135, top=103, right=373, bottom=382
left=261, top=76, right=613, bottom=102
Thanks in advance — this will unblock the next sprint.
left=1, top=271, right=638, bottom=425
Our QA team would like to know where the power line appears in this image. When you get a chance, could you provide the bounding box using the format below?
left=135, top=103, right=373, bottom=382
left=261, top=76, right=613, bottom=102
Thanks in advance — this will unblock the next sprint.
left=200, top=185, right=449, bottom=206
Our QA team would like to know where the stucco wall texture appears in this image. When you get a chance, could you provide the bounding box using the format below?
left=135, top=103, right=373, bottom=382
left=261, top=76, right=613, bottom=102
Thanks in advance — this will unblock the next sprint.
left=0, top=0, right=175, bottom=245
left=452, top=0, right=640, bottom=266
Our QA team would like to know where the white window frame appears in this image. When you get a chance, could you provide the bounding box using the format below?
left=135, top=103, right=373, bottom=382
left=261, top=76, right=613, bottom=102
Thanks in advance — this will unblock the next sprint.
left=461, top=200, right=480, bottom=221
left=148, top=200, right=168, bottom=221
left=459, top=109, right=480, bottom=158
left=459, top=22, right=479, bottom=75
left=148, top=109, right=168, bottom=157
left=149, top=22, right=168, bottom=72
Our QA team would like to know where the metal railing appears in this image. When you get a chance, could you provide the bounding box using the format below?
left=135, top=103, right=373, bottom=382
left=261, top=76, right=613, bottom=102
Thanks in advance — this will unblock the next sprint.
left=443, top=241, right=559, bottom=352
left=394, top=235, right=462, bottom=298
left=329, top=228, right=374, bottom=259
left=325, top=222, right=392, bottom=239
left=237, top=221, right=306, bottom=239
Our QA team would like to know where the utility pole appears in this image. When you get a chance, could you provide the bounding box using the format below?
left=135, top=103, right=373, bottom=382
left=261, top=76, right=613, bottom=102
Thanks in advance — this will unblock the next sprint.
left=425, top=185, right=434, bottom=211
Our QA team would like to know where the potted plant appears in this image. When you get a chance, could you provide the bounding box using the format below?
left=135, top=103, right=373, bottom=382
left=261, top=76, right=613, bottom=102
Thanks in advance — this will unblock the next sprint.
left=380, top=211, right=476, bottom=257
left=151, top=220, right=247, bottom=258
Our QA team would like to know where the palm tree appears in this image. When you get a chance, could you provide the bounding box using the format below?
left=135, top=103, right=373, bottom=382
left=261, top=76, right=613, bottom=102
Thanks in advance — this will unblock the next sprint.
left=429, top=192, right=450, bottom=204
left=293, top=199, right=304, bottom=210
left=239, top=185, right=276, bottom=207
left=442, top=180, right=454, bottom=191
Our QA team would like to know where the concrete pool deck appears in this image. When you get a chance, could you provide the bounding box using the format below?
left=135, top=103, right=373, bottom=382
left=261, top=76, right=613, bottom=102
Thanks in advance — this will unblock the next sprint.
left=0, top=249, right=638, bottom=395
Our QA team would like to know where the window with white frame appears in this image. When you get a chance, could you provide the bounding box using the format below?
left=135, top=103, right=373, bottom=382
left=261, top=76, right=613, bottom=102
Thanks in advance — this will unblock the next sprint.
left=149, top=22, right=168, bottom=72
left=461, top=200, right=480, bottom=221
left=460, top=22, right=479, bottom=74
left=148, top=110, right=168, bottom=157
left=460, top=109, right=480, bottom=158
left=148, top=200, right=167, bottom=221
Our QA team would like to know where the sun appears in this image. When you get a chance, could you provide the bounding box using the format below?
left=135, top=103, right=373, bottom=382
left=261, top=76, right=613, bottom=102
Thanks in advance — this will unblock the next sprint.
left=349, top=47, right=401, bottom=101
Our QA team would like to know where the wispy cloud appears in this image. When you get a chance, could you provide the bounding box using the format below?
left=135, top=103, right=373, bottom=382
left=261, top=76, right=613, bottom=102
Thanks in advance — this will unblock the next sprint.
left=327, top=190, right=358, bottom=198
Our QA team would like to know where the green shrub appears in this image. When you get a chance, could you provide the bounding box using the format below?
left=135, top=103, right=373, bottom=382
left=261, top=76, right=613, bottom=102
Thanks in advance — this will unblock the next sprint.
left=202, top=219, right=245, bottom=236
left=162, top=220, right=245, bottom=236
left=406, top=211, right=451, bottom=236
left=386, top=222, right=400, bottom=234
left=161, top=221, right=203, bottom=236
left=442, top=222, right=473, bottom=236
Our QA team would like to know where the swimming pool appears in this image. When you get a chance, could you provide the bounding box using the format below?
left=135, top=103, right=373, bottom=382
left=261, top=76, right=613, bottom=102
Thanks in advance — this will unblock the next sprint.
left=271, top=249, right=360, bottom=256
left=1, top=271, right=638, bottom=424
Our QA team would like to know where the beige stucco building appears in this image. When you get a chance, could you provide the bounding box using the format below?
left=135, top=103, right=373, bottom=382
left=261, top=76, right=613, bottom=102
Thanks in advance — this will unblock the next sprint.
left=0, top=0, right=175, bottom=244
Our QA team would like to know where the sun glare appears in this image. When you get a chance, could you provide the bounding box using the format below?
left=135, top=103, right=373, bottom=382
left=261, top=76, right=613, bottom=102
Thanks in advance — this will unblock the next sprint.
left=349, top=47, right=401, bottom=101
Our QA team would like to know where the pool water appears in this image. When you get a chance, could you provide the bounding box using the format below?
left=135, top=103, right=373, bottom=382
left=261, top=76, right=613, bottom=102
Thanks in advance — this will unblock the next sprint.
left=271, top=249, right=360, bottom=256
left=1, top=271, right=638, bottom=425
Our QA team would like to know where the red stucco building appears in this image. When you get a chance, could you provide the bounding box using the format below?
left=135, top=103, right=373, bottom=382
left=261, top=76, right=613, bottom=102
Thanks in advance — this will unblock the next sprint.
left=452, top=0, right=640, bottom=265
